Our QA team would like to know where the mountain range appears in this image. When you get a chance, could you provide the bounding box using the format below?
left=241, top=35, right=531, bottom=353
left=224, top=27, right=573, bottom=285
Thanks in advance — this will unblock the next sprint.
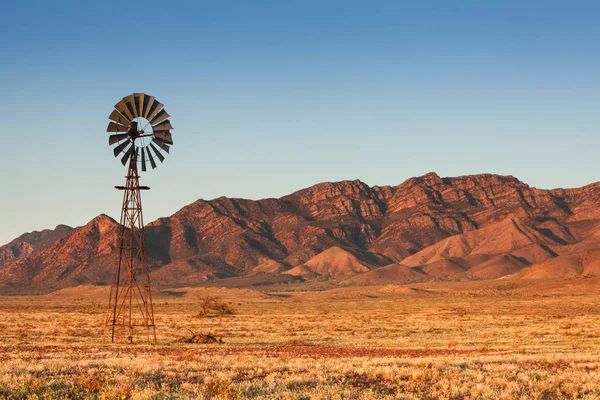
left=2, top=172, right=600, bottom=293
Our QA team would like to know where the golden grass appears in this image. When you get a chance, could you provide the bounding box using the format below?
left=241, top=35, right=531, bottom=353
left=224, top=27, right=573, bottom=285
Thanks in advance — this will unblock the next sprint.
left=1, top=281, right=600, bottom=398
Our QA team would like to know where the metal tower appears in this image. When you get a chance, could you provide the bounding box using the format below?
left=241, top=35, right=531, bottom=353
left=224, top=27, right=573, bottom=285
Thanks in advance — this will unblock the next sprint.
left=104, top=152, right=156, bottom=344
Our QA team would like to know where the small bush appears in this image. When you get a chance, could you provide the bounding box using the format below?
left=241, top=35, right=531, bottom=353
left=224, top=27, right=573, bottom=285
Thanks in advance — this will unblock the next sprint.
left=196, top=296, right=235, bottom=317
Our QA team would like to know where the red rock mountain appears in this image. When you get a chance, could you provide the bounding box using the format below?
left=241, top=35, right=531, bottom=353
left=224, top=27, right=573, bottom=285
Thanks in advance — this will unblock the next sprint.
left=0, top=216, right=118, bottom=293
left=0, top=224, right=73, bottom=267
left=2, top=172, right=600, bottom=293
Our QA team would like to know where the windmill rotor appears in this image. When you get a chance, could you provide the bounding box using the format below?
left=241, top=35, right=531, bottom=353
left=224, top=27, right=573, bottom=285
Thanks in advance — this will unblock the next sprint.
left=107, top=93, right=174, bottom=170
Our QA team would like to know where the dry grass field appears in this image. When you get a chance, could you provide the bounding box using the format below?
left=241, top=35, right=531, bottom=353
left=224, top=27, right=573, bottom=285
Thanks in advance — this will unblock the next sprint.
left=2, top=279, right=600, bottom=399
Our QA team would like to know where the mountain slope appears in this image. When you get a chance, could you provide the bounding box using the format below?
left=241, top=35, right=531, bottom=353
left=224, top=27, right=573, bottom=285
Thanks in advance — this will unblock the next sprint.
left=401, top=218, right=561, bottom=266
left=343, top=263, right=428, bottom=285
left=519, top=251, right=600, bottom=279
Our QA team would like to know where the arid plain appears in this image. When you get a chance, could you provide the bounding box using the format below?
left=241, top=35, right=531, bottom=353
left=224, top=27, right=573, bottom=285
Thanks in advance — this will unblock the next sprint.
left=2, top=278, right=600, bottom=399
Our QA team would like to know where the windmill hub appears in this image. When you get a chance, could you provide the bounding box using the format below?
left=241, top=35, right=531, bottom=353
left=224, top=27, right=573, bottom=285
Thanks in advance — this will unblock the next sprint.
left=128, top=118, right=151, bottom=138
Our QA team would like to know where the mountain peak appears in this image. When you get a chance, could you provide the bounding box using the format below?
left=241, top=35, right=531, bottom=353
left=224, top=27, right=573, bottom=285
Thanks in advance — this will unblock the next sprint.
left=80, top=214, right=119, bottom=237
left=293, top=179, right=370, bottom=193
left=448, top=173, right=526, bottom=186
left=417, top=172, right=443, bottom=185
left=402, top=172, right=526, bottom=189
left=89, top=214, right=117, bottom=225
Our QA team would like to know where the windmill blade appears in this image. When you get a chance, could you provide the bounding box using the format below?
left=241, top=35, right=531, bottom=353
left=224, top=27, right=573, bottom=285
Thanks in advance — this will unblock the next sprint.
left=115, top=99, right=134, bottom=121
left=123, top=94, right=137, bottom=118
left=109, top=133, right=130, bottom=145
left=109, top=110, right=131, bottom=126
left=146, top=102, right=164, bottom=122
left=107, top=122, right=129, bottom=132
left=149, top=143, right=165, bottom=163
left=150, top=109, right=170, bottom=126
left=152, top=137, right=171, bottom=153
left=152, top=120, right=173, bottom=131
left=113, top=139, right=131, bottom=157
left=141, top=145, right=147, bottom=171
left=147, top=147, right=157, bottom=169
left=152, top=136, right=171, bottom=149
left=120, top=143, right=135, bottom=165
left=142, top=95, right=154, bottom=118
left=135, top=93, right=145, bottom=117
left=153, top=131, right=173, bottom=144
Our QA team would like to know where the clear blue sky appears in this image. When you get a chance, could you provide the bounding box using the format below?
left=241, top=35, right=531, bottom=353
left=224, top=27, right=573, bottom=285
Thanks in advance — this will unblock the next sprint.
left=1, top=0, right=599, bottom=245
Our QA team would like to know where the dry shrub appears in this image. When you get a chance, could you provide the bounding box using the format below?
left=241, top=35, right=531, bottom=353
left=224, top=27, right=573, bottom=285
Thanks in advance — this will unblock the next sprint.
left=77, top=372, right=106, bottom=393
left=196, top=296, right=235, bottom=317
left=205, top=379, right=241, bottom=398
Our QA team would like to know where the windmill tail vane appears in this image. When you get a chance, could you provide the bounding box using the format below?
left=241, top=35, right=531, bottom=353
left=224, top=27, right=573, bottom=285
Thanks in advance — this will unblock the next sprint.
left=103, top=93, right=174, bottom=344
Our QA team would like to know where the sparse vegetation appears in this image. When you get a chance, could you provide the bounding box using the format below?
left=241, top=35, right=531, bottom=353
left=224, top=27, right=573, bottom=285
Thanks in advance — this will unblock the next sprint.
left=1, top=281, right=600, bottom=398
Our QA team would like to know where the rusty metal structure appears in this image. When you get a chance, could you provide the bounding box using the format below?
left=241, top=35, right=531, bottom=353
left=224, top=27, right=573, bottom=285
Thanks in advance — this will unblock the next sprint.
left=103, top=93, right=174, bottom=344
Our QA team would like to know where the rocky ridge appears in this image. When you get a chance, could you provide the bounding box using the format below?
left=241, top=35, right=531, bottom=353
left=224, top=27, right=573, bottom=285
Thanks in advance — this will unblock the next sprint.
left=2, top=173, right=600, bottom=293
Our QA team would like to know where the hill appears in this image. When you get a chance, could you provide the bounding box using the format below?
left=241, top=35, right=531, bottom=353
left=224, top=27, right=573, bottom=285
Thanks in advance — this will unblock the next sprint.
left=285, top=246, right=373, bottom=280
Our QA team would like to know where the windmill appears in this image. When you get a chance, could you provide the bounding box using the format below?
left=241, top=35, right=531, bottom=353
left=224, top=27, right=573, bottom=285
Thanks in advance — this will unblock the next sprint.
left=103, top=93, right=174, bottom=344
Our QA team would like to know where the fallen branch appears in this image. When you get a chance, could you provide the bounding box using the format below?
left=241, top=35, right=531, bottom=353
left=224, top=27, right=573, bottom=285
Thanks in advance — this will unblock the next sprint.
left=177, top=328, right=223, bottom=344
